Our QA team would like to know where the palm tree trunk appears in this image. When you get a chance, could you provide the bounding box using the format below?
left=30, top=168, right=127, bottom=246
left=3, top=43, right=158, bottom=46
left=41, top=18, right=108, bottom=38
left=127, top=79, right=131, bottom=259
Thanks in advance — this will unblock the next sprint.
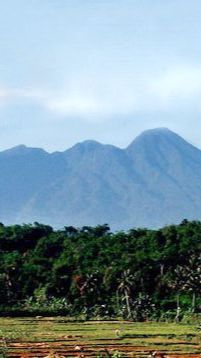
left=192, top=292, right=196, bottom=313
left=175, top=294, right=180, bottom=322
left=124, top=289, right=131, bottom=318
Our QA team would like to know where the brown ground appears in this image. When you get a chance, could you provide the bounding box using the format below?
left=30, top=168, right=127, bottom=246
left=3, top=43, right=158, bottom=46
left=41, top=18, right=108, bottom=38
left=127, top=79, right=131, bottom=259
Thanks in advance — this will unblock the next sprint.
left=3, top=341, right=201, bottom=358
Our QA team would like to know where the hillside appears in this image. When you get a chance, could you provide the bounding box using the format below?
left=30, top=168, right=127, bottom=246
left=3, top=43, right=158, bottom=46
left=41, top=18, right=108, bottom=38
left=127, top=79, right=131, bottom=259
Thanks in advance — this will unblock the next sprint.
left=1, top=128, right=201, bottom=229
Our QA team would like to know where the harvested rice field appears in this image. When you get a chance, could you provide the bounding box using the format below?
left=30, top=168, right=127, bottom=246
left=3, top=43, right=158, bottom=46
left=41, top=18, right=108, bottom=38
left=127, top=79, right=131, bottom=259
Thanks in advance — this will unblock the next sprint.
left=0, top=318, right=201, bottom=357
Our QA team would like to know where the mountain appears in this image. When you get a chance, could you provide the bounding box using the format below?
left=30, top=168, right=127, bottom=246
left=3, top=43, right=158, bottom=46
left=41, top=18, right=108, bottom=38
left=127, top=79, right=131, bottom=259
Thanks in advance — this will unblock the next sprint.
left=1, top=128, right=201, bottom=229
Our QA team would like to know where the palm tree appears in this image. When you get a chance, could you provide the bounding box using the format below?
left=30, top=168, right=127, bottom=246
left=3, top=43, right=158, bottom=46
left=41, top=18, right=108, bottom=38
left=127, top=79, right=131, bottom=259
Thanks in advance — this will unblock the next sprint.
left=117, top=269, right=136, bottom=318
left=75, top=271, right=100, bottom=318
left=172, top=254, right=201, bottom=313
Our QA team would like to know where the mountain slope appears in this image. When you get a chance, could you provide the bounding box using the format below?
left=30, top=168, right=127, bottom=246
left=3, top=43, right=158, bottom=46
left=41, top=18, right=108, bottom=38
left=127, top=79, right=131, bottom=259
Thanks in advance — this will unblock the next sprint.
left=126, top=128, right=201, bottom=227
left=1, top=128, right=201, bottom=229
left=0, top=145, right=67, bottom=223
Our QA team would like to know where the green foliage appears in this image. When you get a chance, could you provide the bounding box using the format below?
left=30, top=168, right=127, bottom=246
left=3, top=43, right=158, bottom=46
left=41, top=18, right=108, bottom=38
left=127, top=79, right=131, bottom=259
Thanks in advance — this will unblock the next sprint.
left=0, top=220, right=201, bottom=319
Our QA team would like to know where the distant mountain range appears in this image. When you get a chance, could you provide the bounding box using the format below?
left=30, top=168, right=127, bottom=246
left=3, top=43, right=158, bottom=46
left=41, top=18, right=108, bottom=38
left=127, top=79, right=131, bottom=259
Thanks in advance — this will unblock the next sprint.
left=1, top=128, right=201, bottom=230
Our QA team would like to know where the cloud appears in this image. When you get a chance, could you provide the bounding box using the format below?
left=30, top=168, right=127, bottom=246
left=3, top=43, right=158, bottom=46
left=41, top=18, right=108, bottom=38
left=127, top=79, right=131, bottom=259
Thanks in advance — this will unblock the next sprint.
left=0, top=87, right=47, bottom=104
left=0, top=88, right=13, bottom=104
left=45, top=95, right=102, bottom=116
left=1, top=64, right=201, bottom=119
left=148, top=65, right=201, bottom=109
left=36, top=65, right=201, bottom=116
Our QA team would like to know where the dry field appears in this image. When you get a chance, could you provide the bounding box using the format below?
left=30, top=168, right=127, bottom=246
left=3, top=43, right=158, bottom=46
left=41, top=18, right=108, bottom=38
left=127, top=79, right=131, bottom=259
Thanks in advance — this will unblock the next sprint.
left=0, top=318, right=201, bottom=357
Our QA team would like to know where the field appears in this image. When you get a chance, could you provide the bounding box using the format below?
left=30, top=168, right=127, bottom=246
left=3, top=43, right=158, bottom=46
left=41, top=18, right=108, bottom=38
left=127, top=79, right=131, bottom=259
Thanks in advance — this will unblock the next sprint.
left=0, top=318, right=201, bottom=357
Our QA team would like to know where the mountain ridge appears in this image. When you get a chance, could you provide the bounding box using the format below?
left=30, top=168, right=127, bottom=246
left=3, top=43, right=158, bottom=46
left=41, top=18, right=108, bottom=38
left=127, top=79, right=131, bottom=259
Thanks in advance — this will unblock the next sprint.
left=1, top=128, right=201, bottom=229
left=3, top=128, right=193, bottom=154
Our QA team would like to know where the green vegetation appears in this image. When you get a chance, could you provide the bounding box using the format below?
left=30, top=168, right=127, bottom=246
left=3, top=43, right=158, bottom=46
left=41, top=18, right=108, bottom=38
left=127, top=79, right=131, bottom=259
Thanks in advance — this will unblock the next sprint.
left=0, top=220, right=201, bottom=320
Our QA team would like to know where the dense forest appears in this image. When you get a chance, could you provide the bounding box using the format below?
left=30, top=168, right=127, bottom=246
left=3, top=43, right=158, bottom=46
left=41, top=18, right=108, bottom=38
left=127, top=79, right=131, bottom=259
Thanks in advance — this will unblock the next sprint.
left=0, top=220, right=201, bottom=321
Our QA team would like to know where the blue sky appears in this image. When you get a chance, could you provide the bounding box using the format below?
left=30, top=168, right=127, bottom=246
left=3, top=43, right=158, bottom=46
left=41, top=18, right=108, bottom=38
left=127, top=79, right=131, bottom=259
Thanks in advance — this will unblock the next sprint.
left=0, top=0, right=201, bottom=151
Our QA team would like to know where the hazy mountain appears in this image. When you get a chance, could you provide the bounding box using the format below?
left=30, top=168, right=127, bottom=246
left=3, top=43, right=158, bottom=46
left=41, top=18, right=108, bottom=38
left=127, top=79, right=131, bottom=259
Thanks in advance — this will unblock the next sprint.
left=1, top=128, right=201, bottom=229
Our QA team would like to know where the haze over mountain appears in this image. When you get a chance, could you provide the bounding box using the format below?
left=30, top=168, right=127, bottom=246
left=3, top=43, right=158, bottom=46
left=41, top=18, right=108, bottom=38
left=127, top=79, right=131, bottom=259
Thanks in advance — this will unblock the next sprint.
left=1, top=128, right=201, bottom=230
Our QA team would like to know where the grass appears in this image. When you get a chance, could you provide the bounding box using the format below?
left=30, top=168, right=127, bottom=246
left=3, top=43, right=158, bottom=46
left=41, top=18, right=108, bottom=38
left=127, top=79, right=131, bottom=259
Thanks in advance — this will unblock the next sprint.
left=0, top=317, right=201, bottom=357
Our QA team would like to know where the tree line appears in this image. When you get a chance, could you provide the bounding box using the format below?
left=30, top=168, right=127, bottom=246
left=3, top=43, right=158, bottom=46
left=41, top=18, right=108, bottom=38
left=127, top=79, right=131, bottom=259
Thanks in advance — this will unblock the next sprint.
left=0, top=220, right=200, bottom=320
